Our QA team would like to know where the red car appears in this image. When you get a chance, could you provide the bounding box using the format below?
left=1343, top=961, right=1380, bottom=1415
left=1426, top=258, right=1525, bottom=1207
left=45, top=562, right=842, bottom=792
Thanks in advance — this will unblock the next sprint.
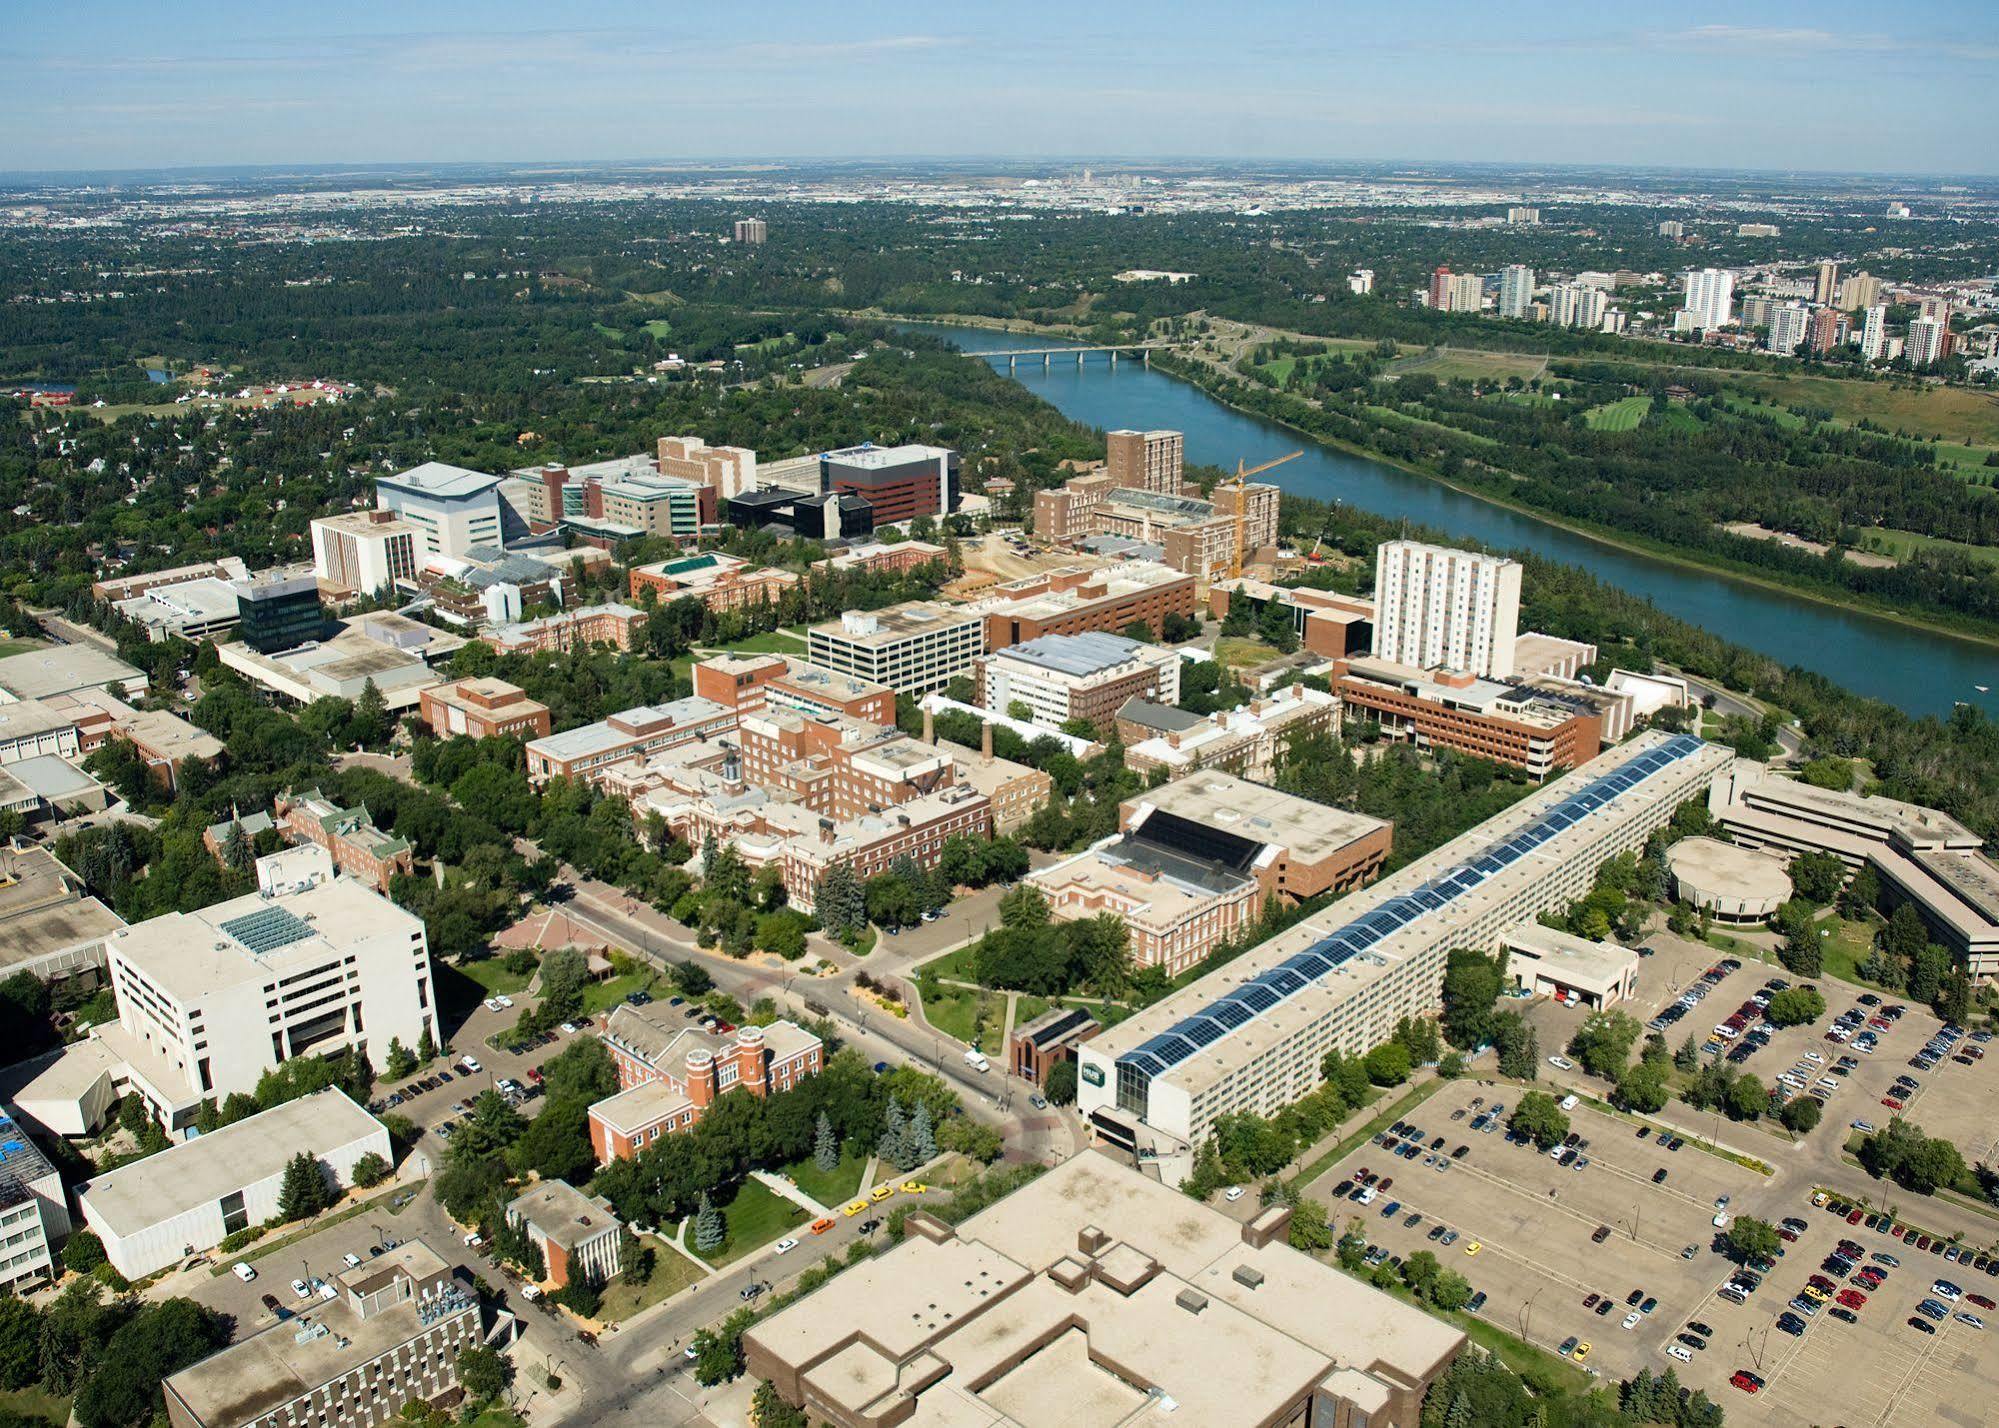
left=1892, top=1225, right=1909, bottom=1239
left=1778, top=1226, right=1800, bottom=1242
left=1856, top=1271, right=1885, bottom=1289
left=1968, top=1293, right=1997, bottom=1311
left=1849, top=1209, right=1867, bottom=1224
left=1807, top=1275, right=1836, bottom=1294
left=1732, top=1370, right=1765, bottom=1395
left=1917, top=1235, right=1933, bottom=1250
left=1882, top=1096, right=1905, bottom=1110
left=1837, top=1289, right=1868, bottom=1309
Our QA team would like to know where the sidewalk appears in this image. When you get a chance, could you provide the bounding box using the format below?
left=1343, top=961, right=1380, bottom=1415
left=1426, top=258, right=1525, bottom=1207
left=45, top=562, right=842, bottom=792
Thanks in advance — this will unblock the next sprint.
left=754, top=1168, right=832, bottom=1219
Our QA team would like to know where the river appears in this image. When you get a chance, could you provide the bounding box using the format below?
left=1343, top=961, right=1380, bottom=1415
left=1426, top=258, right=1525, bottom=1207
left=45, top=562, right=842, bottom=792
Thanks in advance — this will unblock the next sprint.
left=903, top=321, right=1997, bottom=719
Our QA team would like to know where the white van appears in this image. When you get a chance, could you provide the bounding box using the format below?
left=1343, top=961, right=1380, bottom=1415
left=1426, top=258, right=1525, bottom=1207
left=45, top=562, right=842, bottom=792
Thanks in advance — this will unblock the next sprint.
left=1356, top=1186, right=1377, bottom=1206
left=1558, top=1093, right=1579, bottom=1112
left=963, top=1050, right=991, bottom=1074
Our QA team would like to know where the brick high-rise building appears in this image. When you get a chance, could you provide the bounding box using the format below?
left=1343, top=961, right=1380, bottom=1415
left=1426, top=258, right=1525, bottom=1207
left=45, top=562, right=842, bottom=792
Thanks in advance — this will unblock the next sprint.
left=1106, top=430, right=1184, bottom=495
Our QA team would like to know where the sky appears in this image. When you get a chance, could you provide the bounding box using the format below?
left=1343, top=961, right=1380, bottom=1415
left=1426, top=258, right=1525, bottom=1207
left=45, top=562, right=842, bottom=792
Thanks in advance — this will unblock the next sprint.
left=4, top=0, right=1996, bottom=177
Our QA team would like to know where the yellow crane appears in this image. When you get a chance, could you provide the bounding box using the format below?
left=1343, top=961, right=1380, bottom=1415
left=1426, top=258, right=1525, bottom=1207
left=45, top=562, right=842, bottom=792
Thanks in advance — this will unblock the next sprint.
left=1221, top=449, right=1302, bottom=578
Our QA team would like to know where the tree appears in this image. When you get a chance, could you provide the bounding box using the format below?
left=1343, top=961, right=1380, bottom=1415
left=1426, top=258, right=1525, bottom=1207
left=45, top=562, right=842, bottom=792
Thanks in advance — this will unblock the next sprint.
left=350, top=1151, right=392, bottom=1187
left=813, top=1112, right=839, bottom=1174
left=352, top=678, right=389, bottom=747
left=554, top=1267, right=603, bottom=1319
left=908, top=1100, right=937, bottom=1165
left=61, top=1230, right=108, bottom=1275
left=1909, top=943, right=1950, bottom=1005
left=0, top=1296, right=39, bottom=1391
left=1839, top=863, right=1881, bottom=919
left=219, top=819, right=251, bottom=872
left=1615, top=1060, right=1671, bottom=1114
left=276, top=1153, right=330, bottom=1222
left=1363, top=1042, right=1411, bottom=1086
left=878, top=1096, right=909, bottom=1167
left=694, top=1192, right=725, bottom=1254
left=1288, top=1199, right=1333, bottom=1253
left=1508, top=1092, right=1570, bottom=1149
left=457, top=1345, right=514, bottom=1402
left=537, top=946, right=589, bottom=1022
left=1438, top=948, right=1507, bottom=1050
left=1436, top=1050, right=1466, bottom=1079
left=816, top=862, right=868, bottom=939
left=72, top=1298, right=228, bottom=1428
left=1493, top=1013, right=1538, bottom=1080
left=1723, top=1216, right=1781, bottom=1265
left=1775, top=900, right=1822, bottom=978
left=752, top=1381, right=809, bottom=1428
left=1567, top=1010, right=1642, bottom=1079
left=1780, top=1097, right=1822, bottom=1133
left=1045, top=1059, right=1078, bottom=1106
left=383, top=1036, right=416, bottom=1080
left=1936, top=967, right=1973, bottom=1025
left=1725, top=1074, right=1769, bottom=1122
left=1765, top=986, right=1826, bottom=1027
left=1788, top=851, right=1846, bottom=905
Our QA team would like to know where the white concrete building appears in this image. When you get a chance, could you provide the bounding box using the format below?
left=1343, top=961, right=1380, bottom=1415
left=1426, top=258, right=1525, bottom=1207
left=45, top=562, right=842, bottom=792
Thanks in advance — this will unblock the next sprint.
left=20, top=875, right=435, bottom=1138
left=1500, top=924, right=1641, bottom=1009
left=977, top=632, right=1181, bottom=727
left=373, top=462, right=506, bottom=558
left=0, top=1104, right=69, bottom=1292
left=1679, top=268, right=1735, bottom=331
left=806, top=603, right=986, bottom=695
left=1371, top=539, right=1522, bottom=679
left=1548, top=283, right=1607, bottom=330
left=1907, top=316, right=1948, bottom=368
left=311, top=510, right=421, bottom=597
left=1859, top=304, right=1889, bottom=362
left=77, top=1090, right=388, bottom=1280
left=1766, top=302, right=1812, bottom=355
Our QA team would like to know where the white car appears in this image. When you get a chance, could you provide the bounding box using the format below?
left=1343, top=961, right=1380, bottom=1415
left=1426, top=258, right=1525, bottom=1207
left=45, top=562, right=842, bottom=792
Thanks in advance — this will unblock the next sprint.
left=495, top=995, right=513, bottom=1008
left=1665, top=1344, right=1693, bottom=1363
left=232, top=1262, right=256, bottom=1283
left=1547, top=1056, right=1575, bottom=1071
left=521, top=1283, right=543, bottom=1302
left=460, top=1055, right=482, bottom=1074
left=774, top=1237, right=799, bottom=1255
left=1224, top=1186, right=1245, bottom=1203
left=483, top=998, right=504, bottom=1013
left=1622, top=1311, right=1642, bottom=1330
left=342, top=1252, right=362, bottom=1269
left=291, top=1278, right=310, bottom=1299
left=559, top=1022, right=580, bottom=1035
left=1712, top=1213, right=1731, bottom=1229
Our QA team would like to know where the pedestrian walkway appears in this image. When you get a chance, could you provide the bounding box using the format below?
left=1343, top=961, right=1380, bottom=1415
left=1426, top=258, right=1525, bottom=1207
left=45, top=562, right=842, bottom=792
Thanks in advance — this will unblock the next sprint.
left=752, top=1168, right=831, bottom=1220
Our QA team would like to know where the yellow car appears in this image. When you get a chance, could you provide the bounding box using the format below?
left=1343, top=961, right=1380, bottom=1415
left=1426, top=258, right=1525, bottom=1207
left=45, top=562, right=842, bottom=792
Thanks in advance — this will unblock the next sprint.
left=841, top=1200, right=868, bottom=1218
left=901, top=1181, right=930, bottom=1195
left=870, top=1185, right=895, bottom=1203
left=1800, top=1286, right=1829, bottom=1303
left=1574, top=1342, right=1591, bottom=1362
left=1465, top=1241, right=1483, bottom=1257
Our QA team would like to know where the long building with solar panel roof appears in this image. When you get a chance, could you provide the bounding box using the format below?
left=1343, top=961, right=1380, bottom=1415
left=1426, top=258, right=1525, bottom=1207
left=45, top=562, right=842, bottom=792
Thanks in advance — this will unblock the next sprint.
left=13, top=868, right=435, bottom=1141
left=1077, top=731, right=1731, bottom=1152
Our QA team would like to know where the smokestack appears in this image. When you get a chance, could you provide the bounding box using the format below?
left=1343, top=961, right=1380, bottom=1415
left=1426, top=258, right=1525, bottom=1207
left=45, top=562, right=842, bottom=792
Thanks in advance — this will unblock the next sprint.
left=922, top=707, right=935, bottom=745
left=981, top=721, right=993, bottom=763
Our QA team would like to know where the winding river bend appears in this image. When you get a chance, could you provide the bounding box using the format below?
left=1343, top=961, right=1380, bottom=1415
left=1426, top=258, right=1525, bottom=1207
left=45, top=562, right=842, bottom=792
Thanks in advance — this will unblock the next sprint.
left=906, top=321, right=1997, bottom=719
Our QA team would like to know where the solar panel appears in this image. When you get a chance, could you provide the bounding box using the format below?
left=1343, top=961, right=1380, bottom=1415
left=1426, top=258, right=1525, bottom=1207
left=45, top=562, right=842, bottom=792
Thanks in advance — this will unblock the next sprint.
left=1210, top=999, right=1256, bottom=1029
left=1172, top=1017, right=1228, bottom=1049
left=219, top=905, right=316, bottom=955
left=1237, top=984, right=1281, bottom=1013
left=1285, top=951, right=1334, bottom=979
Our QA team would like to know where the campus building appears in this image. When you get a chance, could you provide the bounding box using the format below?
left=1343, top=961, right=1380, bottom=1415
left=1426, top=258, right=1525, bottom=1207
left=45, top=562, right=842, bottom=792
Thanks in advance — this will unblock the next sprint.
left=217, top=614, right=463, bottom=712
left=1499, top=924, right=1641, bottom=1009
left=738, top=710, right=956, bottom=821
left=689, top=654, right=898, bottom=728
left=523, top=696, right=735, bottom=785
left=311, top=511, right=421, bottom=598
left=374, top=462, right=509, bottom=559
left=809, top=540, right=949, bottom=578
left=274, top=788, right=415, bottom=894
left=233, top=574, right=327, bottom=655
left=627, top=551, right=800, bottom=612
left=805, top=603, right=986, bottom=695
left=489, top=602, right=645, bottom=655
left=163, top=1239, right=479, bottom=1428
left=78, top=1090, right=389, bottom=1281
left=1008, top=1006, right=1101, bottom=1086
left=506, top=1180, right=625, bottom=1289
left=111, top=576, right=247, bottom=644
left=13, top=874, right=436, bottom=1138
left=1710, top=761, right=1999, bottom=976
left=821, top=444, right=959, bottom=526
left=657, top=435, right=758, bottom=502
left=1119, top=684, right=1342, bottom=784
left=977, top=563, right=1196, bottom=652
left=745, top=1151, right=1465, bottom=1428
left=975, top=632, right=1180, bottom=729
left=1372, top=540, right=1522, bottom=679
left=1106, top=429, right=1184, bottom=494
left=1079, top=732, right=1731, bottom=1152
left=418, top=677, right=552, bottom=742
left=589, top=1006, right=823, bottom=1162
left=0, top=1104, right=68, bottom=1293
left=1209, top=579, right=1375, bottom=660
left=1331, top=656, right=1605, bottom=779
left=1028, top=772, right=1390, bottom=977
left=92, top=559, right=251, bottom=604
left=1033, top=478, right=1279, bottom=580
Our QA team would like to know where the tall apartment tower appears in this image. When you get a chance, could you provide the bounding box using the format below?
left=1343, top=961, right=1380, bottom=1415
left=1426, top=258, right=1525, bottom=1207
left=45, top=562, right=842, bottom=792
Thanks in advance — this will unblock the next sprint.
left=1106, top=430, right=1184, bottom=495
left=1859, top=304, right=1888, bottom=362
left=1813, top=261, right=1841, bottom=305
left=1427, top=266, right=1453, bottom=310
left=1372, top=540, right=1522, bottom=679
left=734, top=218, right=767, bottom=245
left=1679, top=269, right=1734, bottom=331
left=1497, top=265, right=1535, bottom=319
left=1766, top=302, right=1812, bottom=355
left=1906, top=316, right=1948, bottom=369
left=1838, top=271, right=1882, bottom=312
left=1657, top=220, right=1685, bottom=239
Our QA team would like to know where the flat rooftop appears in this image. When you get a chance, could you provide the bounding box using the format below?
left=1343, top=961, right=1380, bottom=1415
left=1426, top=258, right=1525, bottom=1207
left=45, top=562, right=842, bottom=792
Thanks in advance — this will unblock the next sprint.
left=1340, top=656, right=1588, bottom=730
left=1501, top=923, right=1640, bottom=984
left=809, top=602, right=981, bottom=646
left=0, top=846, right=124, bottom=963
left=821, top=443, right=950, bottom=470
left=1666, top=836, right=1794, bottom=902
left=376, top=461, right=501, bottom=499
left=508, top=1178, right=616, bottom=1250
left=1127, top=770, right=1388, bottom=865
left=992, top=631, right=1156, bottom=680
left=748, top=1151, right=1462, bottom=1427
left=0, top=646, right=144, bottom=701
left=78, top=1089, right=382, bottom=1239
left=116, top=708, right=224, bottom=762
left=102, top=876, right=421, bottom=1003
left=1094, top=733, right=1728, bottom=1102
left=527, top=696, right=730, bottom=763
left=164, top=1240, right=464, bottom=1428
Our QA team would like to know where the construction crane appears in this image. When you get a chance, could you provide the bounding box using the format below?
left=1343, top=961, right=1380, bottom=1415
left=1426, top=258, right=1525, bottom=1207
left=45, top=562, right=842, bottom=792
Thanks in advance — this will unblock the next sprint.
left=1222, top=449, right=1302, bottom=578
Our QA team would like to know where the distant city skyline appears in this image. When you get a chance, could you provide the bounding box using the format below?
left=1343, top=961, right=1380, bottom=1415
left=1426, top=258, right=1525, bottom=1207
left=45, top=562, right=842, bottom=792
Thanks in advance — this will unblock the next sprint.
left=4, top=0, right=1997, bottom=176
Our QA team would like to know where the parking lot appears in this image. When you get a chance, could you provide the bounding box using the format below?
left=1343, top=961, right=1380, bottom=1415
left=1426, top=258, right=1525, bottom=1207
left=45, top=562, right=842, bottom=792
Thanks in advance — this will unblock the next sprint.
left=1306, top=1079, right=1773, bottom=1386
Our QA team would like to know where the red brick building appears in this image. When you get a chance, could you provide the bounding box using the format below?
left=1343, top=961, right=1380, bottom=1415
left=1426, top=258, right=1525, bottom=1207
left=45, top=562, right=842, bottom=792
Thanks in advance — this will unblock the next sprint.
left=418, top=677, right=553, bottom=741
left=274, top=788, right=415, bottom=893
left=1008, top=1006, right=1101, bottom=1085
left=689, top=653, right=897, bottom=728
left=523, top=696, right=736, bottom=785
left=588, top=1008, right=823, bottom=1163
left=490, top=602, right=645, bottom=655
left=977, top=563, right=1196, bottom=651
left=737, top=709, right=955, bottom=820
left=1333, top=657, right=1603, bottom=779
left=627, top=552, right=801, bottom=613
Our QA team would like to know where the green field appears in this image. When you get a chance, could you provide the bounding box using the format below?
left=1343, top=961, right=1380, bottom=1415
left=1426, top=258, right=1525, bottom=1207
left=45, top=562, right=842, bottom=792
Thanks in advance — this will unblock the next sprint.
left=1583, top=395, right=1652, bottom=431
left=582, top=969, right=660, bottom=1016
left=1387, top=347, right=1548, bottom=384
left=595, top=1234, right=706, bottom=1322
left=1731, top=373, right=1999, bottom=446
left=452, top=956, right=534, bottom=997
left=0, top=637, right=44, bottom=658
left=1861, top=527, right=1999, bottom=570
left=642, top=318, right=673, bottom=338
left=707, top=625, right=810, bottom=657
left=918, top=982, right=1001, bottom=1049
left=0, top=1386, right=71, bottom=1427
left=1364, top=403, right=1501, bottom=447
left=703, top=1177, right=811, bottom=1266
left=783, top=1145, right=870, bottom=1208
left=1650, top=405, right=1705, bottom=434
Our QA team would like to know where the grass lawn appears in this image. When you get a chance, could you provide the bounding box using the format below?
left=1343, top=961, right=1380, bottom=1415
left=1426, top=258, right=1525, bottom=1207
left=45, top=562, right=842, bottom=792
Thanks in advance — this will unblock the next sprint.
left=1363, top=403, right=1501, bottom=447
left=1214, top=636, right=1283, bottom=668
left=782, top=1145, right=870, bottom=1207
left=714, top=628, right=809, bottom=656
left=1862, top=526, right=1999, bottom=570
left=1732, top=373, right=1999, bottom=446
left=1820, top=914, right=1887, bottom=989
left=702, top=1177, right=811, bottom=1267
left=1013, top=994, right=1050, bottom=1029
left=453, top=956, right=534, bottom=997
left=0, top=638, right=45, bottom=658
left=595, top=1234, right=706, bottom=1322
left=1650, top=405, right=1705, bottom=434
left=1584, top=394, right=1652, bottom=431
left=0, top=1386, right=71, bottom=1426
left=920, top=983, right=1001, bottom=1050
left=582, top=969, right=660, bottom=1016
left=1387, top=347, right=1548, bottom=384
left=917, top=944, right=981, bottom=983
left=642, top=318, right=673, bottom=338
